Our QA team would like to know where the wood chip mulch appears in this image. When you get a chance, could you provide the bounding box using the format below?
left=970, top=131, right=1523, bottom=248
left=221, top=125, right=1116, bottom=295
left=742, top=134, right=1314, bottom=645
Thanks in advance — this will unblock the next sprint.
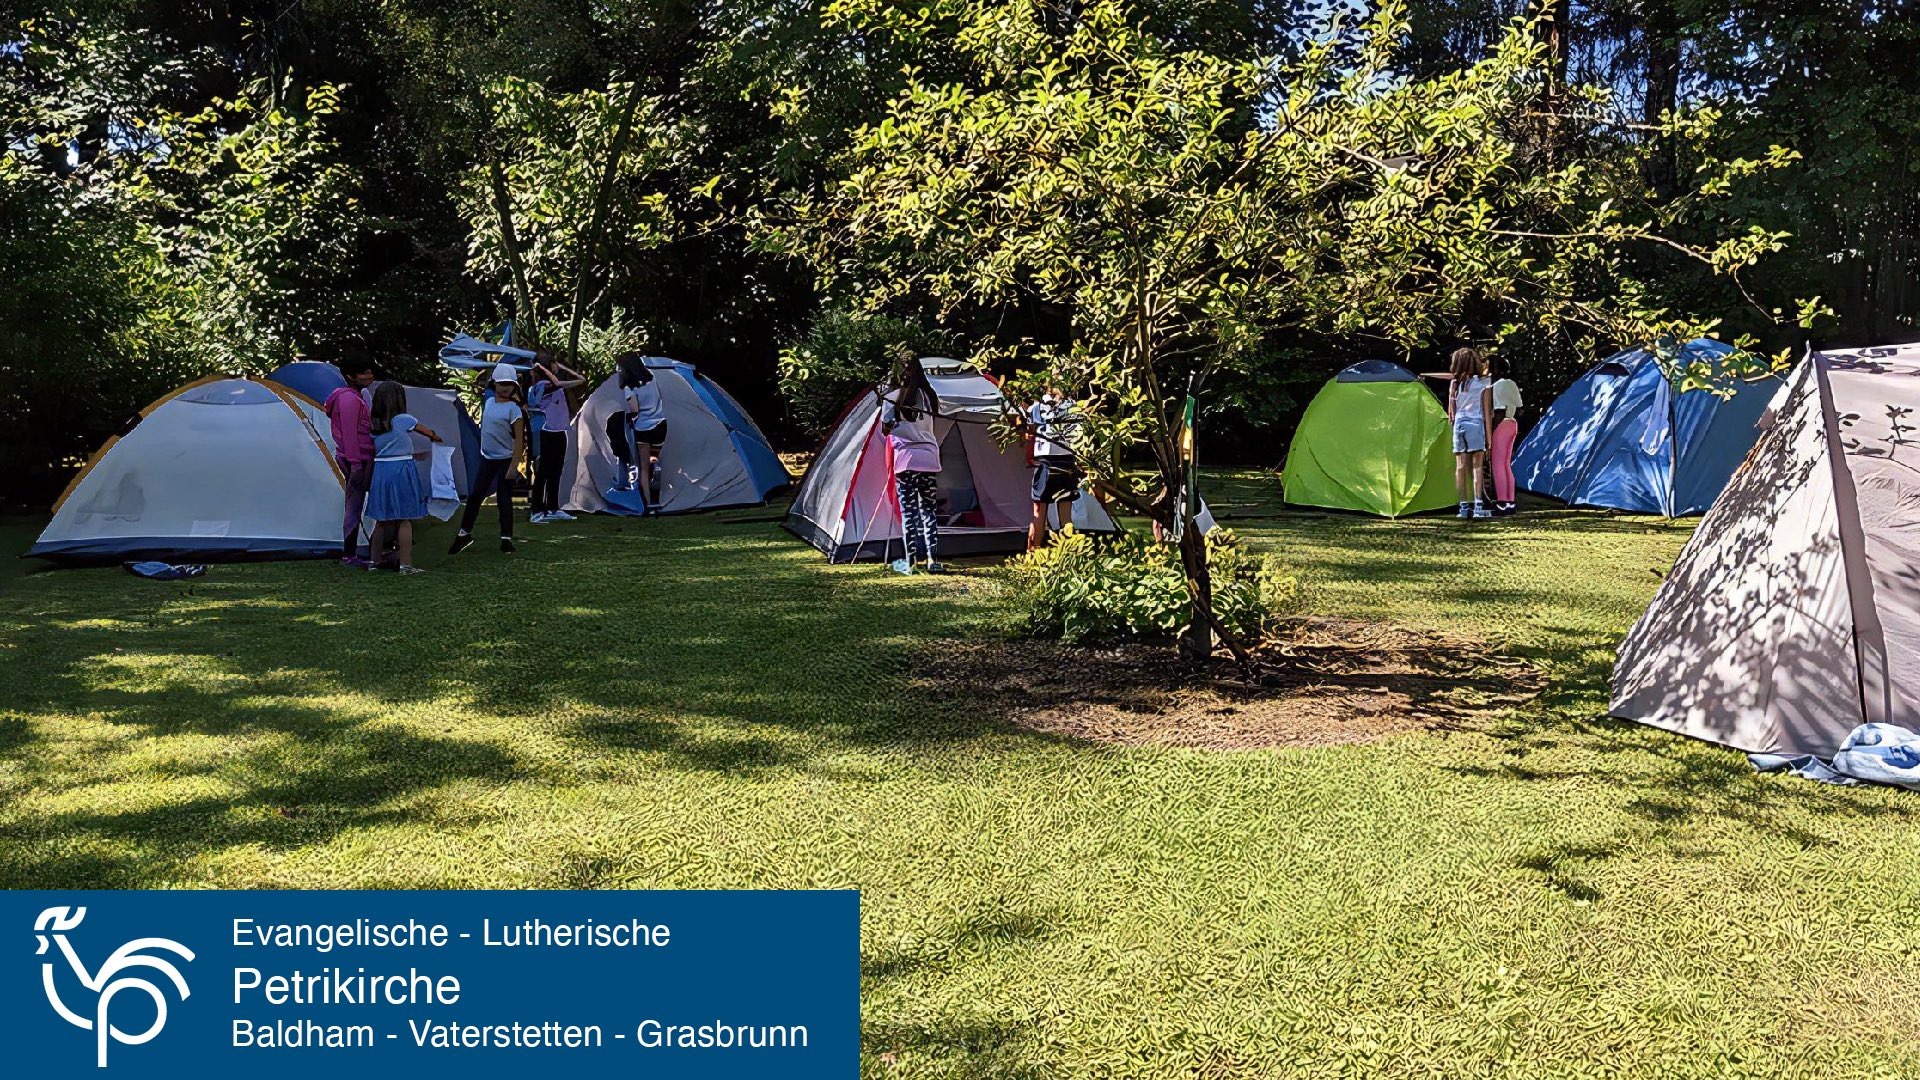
left=912, top=618, right=1542, bottom=751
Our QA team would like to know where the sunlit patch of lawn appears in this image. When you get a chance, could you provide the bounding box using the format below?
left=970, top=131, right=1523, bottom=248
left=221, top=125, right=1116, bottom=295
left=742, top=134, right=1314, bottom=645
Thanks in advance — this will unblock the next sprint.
left=1, top=476, right=1915, bottom=1078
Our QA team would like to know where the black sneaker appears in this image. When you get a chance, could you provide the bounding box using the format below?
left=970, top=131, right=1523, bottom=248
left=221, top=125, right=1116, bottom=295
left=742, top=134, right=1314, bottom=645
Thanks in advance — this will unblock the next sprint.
left=448, top=533, right=473, bottom=555
left=500, top=537, right=516, bottom=553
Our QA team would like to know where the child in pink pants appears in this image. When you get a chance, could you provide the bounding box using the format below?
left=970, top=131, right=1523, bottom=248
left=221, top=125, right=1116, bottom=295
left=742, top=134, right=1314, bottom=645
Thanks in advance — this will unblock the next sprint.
left=1487, top=356, right=1523, bottom=515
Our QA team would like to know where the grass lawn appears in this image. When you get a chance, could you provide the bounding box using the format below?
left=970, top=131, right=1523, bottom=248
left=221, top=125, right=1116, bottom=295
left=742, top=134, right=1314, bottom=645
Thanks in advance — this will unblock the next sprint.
left=3, top=469, right=1917, bottom=1077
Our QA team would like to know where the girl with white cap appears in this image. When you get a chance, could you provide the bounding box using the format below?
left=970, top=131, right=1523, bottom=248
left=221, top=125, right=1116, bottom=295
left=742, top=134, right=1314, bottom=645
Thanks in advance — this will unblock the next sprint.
left=450, top=363, right=525, bottom=554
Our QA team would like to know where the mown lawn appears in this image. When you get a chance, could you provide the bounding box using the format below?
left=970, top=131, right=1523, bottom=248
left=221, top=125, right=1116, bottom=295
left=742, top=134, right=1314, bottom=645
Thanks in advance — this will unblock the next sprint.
left=3, top=470, right=1917, bottom=1078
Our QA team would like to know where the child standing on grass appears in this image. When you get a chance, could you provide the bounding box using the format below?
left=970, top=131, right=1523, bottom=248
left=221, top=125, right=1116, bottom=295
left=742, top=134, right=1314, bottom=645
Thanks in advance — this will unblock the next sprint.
left=1025, top=385, right=1085, bottom=552
left=1448, top=346, right=1495, bottom=520
left=365, top=381, right=442, bottom=574
left=882, top=357, right=943, bottom=575
left=450, top=363, right=525, bottom=555
left=325, top=352, right=378, bottom=565
left=530, top=354, right=586, bottom=524
left=1487, top=355, right=1524, bottom=516
left=617, top=353, right=669, bottom=513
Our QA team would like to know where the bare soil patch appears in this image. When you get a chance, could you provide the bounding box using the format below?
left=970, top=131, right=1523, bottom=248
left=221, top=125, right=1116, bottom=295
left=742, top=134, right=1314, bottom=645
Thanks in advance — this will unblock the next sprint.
left=915, top=618, right=1542, bottom=750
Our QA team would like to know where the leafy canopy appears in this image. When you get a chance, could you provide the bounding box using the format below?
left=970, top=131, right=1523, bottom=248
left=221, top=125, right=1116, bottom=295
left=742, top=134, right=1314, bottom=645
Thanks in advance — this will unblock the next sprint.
left=773, top=0, right=1795, bottom=512
left=459, top=75, right=689, bottom=362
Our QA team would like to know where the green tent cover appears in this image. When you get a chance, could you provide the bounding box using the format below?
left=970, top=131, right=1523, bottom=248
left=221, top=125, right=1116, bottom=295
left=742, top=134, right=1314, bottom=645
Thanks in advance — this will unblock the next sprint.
left=1281, top=362, right=1457, bottom=517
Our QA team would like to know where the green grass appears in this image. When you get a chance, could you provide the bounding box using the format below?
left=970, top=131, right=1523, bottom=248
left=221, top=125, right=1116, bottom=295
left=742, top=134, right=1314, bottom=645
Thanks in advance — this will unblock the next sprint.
left=3, top=472, right=1918, bottom=1078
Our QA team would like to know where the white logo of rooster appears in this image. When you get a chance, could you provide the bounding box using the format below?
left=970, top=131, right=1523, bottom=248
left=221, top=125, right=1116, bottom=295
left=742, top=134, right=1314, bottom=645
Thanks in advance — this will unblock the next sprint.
left=36, top=906, right=195, bottom=1067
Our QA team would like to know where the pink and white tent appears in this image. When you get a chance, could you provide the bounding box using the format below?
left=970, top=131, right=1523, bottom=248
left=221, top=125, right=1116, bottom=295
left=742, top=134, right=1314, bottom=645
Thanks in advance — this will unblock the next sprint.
left=786, top=358, right=1117, bottom=561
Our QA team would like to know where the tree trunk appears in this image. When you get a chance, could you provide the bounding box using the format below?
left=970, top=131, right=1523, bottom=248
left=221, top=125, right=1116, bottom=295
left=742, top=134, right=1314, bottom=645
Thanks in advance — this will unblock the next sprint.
left=1176, top=509, right=1214, bottom=666
left=1539, top=0, right=1570, bottom=164
left=487, top=155, right=540, bottom=344
left=565, top=83, right=644, bottom=364
left=1643, top=22, right=1682, bottom=201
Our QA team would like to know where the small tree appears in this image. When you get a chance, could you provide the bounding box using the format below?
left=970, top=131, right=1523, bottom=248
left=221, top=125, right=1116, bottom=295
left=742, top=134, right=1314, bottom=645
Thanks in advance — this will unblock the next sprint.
left=460, top=76, right=687, bottom=363
left=770, top=0, right=1793, bottom=661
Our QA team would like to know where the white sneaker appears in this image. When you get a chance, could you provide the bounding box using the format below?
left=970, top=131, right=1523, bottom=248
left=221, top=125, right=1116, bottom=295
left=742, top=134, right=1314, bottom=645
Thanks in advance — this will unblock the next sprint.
left=529, top=512, right=550, bottom=524
left=548, top=510, right=575, bottom=521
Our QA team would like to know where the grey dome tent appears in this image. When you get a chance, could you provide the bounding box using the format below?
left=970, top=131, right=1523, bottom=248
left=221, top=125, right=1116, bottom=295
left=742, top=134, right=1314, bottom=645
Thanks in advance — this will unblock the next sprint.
left=786, top=357, right=1118, bottom=561
left=1611, top=343, right=1920, bottom=757
left=29, top=377, right=345, bottom=564
left=561, top=358, right=788, bottom=515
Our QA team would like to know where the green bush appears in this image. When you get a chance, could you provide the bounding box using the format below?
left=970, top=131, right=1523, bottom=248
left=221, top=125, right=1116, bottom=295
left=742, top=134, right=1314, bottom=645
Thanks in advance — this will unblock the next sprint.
left=777, top=309, right=955, bottom=438
left=1002, top=527, right=1300, bottom=644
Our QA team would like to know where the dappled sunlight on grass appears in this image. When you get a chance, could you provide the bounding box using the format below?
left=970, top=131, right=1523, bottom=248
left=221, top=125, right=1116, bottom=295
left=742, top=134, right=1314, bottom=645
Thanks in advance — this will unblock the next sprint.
left=2, top=489, right=1918, bottom=1075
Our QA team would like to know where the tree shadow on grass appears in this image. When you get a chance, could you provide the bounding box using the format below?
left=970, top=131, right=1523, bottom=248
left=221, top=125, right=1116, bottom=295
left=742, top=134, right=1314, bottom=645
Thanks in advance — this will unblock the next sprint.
left=0, top=649, right=530, bottom=886
left=861, top=902, right=1067, bottom=1078
left=1454, top=705, right=1920, bottom=903
left=0, top=516, right=1005, bottom=885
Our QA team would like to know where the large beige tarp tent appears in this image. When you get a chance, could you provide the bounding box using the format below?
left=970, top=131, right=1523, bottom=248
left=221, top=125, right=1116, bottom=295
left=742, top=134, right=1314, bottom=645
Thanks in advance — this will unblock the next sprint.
left=1611, top=345, right=1920, bottom=757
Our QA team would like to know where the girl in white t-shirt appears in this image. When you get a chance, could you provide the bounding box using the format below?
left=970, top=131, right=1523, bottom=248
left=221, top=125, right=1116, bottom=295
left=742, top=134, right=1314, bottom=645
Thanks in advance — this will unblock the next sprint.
left=1487, top=355, right=1523, bottom=515
left=618, top=353, right=669, bottom=513
left=1448, top=347, right=1494, bottom=519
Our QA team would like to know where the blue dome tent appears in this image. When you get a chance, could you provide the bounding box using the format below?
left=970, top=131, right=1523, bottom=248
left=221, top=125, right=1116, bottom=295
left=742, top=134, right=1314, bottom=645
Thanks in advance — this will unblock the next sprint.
left=264, top=360, right=349, bottom=403
left=1512, top=339, right=1775, bottom=516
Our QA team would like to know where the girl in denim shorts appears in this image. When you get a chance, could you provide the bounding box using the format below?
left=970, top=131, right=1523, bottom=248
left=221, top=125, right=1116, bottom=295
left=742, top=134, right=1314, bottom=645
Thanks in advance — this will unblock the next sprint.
left=1448, top=347, right=1494, bottom=519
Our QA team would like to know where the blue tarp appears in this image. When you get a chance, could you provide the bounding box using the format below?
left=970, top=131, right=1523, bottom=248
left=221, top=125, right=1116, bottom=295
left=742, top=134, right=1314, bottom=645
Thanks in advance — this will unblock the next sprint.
left=1752, top=725, right=1920, bottom=791
left=1511, top=339, right=1775, bottom=516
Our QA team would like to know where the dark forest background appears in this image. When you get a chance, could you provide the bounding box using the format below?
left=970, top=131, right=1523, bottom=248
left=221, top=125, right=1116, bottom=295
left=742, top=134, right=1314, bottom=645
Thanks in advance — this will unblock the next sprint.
left=4, top=0, right=1915, bottom=501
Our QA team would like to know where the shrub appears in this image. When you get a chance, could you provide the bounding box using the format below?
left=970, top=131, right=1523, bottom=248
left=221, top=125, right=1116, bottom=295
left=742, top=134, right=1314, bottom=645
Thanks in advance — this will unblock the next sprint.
left=777, top=309, right=955, bottom=438
left=1002, top=527, right=1300, bottom=644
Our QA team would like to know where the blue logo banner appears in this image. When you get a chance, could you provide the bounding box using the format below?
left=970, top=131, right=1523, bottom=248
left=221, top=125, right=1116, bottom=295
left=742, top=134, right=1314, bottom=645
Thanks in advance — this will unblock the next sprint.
left=0, top=890, right=857, bottom=1077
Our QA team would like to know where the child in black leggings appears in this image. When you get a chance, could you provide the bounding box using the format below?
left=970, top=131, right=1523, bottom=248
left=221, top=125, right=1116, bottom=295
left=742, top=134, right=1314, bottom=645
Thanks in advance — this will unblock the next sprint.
left=450, top=365, right=525, bottom=554
left=529, top=356, right=585, bottom=523
left=881, top=359, right=943, bottom=574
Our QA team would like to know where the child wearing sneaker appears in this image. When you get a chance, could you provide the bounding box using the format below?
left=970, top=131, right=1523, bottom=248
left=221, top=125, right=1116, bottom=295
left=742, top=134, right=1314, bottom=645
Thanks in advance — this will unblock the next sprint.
left=881, top=356, right=943, bottom=574
left=365, top=380, right=442, bottom=573
left=1447, top=347, right=1495, bottom=520
left=529, top=354, right=586, bottom=524
left=450, top=364, right=525, bottom=554
left=1487, top=355, right=1524, bottom=515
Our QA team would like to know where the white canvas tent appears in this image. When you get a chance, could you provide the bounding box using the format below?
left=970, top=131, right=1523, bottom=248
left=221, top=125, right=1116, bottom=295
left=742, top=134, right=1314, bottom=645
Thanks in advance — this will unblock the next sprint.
left=1611, top=344, right=1920, bottom=757
left=29, top=377, right=346, bottom=564
left=399, top=386, right=479, bottom=518
left=561, top=358, right=788, bottom=515
left=786, top=357, right=1118, bottom=561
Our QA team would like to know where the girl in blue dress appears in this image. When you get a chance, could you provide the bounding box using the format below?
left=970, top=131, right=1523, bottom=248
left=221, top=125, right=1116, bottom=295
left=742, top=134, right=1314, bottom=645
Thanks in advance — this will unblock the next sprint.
left=364, top=381, right=442, bottom=573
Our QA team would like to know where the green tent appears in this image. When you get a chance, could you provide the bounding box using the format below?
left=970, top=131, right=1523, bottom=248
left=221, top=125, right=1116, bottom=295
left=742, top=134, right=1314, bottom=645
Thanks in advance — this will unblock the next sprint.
left=1281, top=360, right=1458, bottom=517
